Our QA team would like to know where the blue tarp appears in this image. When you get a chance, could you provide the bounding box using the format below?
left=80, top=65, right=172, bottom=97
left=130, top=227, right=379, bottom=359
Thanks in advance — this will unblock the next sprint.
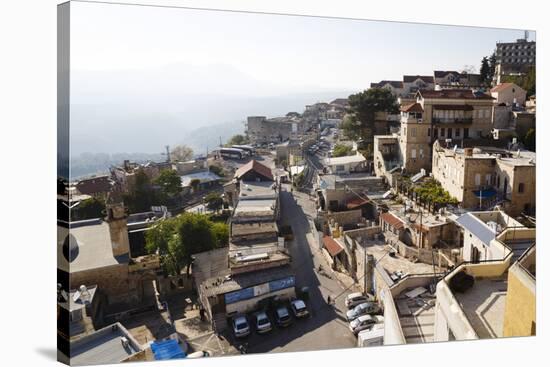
left=151, top=339, right=186, bottom=360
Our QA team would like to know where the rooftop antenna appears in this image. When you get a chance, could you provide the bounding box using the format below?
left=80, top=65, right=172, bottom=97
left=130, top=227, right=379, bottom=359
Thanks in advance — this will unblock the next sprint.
left=524, top=30, right=529, bottom=41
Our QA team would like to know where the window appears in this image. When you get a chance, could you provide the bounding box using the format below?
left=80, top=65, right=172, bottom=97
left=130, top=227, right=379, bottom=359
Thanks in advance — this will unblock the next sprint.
left=518, top=183, right=525, bottom=193
left=485, top=174, right=491, bottom=185
left=464, top=128, right=469, bottom=138
left=428, top=128, right=431, bottom=136
left=411, top=127, right=416, bottom=137
left=433, top=128, right=438, bottom=138
left=455, top=128, right=460, bottom=137
left=475, top=173, right=481, bottom=186
left=419, top=149, right=424, bottom=159
left=440, top=128, right=445, bottom=137
left=411, top=149, right=417, bottom=159
left=484, top=109, right=490, bottom=118
left=447, top=128, right=452, bottom=138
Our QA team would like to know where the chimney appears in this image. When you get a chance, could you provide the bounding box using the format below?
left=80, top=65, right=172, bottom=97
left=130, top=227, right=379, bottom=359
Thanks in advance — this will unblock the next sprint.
left=105, top=191, right=130, bottom=258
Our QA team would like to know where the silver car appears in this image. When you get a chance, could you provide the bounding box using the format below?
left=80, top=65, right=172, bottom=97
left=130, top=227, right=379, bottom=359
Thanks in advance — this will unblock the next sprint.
left=349, top=315, right=384, bottom=335
left=346, top=302, right=382, bottom=322
left=290, top=299, right=309, bottom=318
left=254, top=311, right=272, bottom=334
left=232, top=315, right=250, bottom=338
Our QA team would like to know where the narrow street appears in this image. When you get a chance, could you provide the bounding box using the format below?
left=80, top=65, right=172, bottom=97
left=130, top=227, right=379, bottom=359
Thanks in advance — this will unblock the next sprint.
left=244, top=184, right=357, bottom=353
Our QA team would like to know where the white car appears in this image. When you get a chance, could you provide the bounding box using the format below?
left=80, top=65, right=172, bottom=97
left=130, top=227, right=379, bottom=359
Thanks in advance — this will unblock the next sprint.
left=345, top=292, right=375, bottom=309
left=232, top=315, right=250, bottom=338
left=349, top=315, right=384, bottom=335
left=187, top=350, right=212, bottom=358
left=254, top=311, right=272, bottom=334
left=290, top=299, right=309, bottom=318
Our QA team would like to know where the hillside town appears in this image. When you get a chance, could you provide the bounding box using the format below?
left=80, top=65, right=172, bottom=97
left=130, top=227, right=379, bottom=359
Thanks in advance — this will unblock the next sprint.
left=57, top=36, right=536, bottom=363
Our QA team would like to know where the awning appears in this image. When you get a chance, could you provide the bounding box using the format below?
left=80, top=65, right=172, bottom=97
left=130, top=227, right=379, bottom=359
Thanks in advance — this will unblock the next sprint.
left=473, top=187, right=497, bottom=199
left=323, top=236, right=345, bottom=257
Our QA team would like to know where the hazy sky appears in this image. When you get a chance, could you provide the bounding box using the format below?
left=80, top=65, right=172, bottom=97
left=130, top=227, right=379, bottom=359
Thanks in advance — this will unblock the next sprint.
left=71, top=1, right=531, bottom=93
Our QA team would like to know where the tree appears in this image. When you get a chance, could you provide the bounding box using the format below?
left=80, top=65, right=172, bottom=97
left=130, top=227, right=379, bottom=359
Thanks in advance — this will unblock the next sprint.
left=145, top=213, right=227, bottom=276
left=208, top=164, right=224, bottom=177
left=524, top=128, right=536, bottom=151
left=72, top=197, right=105, bottom=220
left=345, top=88, right=398, bottom=142
left=171, top=145, right=194, bottom=162
left=488, top=52, right=497, bottom=85
left=293, top=172, right=306, bottom=187
left=479, top=56, right=490, bottom=85
left=211, top=222, right=229, bottom=248
left=189, top=178, right=201, bottom=193
left=154, top=169, right=182, bottom=197
left=332, top=144, right=353, bottom=157
left=124, top=169, right=155, bottom=212
left=227, top=134, right=248, bottom=146
left=205, top=192, right=223, bottom=213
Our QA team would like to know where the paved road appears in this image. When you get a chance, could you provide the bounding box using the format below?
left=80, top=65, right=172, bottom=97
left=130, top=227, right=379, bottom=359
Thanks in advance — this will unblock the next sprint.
left=235, top=184, right=357, bottom=354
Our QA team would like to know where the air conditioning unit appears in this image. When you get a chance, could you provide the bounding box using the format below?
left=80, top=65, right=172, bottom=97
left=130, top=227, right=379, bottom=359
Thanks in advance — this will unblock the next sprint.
left=121, top=337, right=130, bottom=348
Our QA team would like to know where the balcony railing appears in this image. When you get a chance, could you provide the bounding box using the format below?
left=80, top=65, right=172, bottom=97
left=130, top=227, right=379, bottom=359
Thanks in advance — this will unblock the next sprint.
left=433, top=117, right=473, bottom=124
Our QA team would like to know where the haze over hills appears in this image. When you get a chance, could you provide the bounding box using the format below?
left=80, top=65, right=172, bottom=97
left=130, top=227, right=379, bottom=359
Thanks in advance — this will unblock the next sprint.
left=68, top=63, right=354, bottom=178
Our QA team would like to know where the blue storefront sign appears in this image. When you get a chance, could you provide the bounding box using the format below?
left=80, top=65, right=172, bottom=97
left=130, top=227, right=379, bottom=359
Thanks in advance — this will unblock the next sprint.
left=224, top=276, right=295, bottom=305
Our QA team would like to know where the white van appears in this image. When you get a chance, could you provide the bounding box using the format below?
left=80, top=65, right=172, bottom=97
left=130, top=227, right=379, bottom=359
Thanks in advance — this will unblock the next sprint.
left=357, top=324, right=384, bottom=347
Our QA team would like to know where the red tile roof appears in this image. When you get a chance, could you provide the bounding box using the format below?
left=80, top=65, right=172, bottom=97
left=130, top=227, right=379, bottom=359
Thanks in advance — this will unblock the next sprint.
left=401, top=103, right=424, bottom=113
left=380, top=212, right=404, bottom=230
left=490, top=83, right=519, bottom=93
left=234, top=160, right=274, bottom=181
left=323, top=236, right=344, bottom=257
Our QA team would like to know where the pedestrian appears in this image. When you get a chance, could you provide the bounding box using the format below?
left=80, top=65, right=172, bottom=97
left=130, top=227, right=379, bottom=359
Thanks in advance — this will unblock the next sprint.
left=327, top=295, right=332, bottom=305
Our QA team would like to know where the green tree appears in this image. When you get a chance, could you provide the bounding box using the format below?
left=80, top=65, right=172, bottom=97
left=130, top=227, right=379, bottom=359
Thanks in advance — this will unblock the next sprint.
left=211, top=222, right=229, bottom=248
left=480, top=56, right=490, bottom=85
left=189, top=178, right=201, bottom=193
left=488, top=52, right=497, bottom=85
left=524, top=128, right=536, bottom=151
left=124, top=169, right=155, bottom=212
left=332, top=144, right=353, bottom=157
left=205, top=192, right=223, bottom=213
left=208, top=164, right=224, bottom=177
left=145, top=213, right=227, bottom=276
left=72, top=197, right=105, bottom=220
left=345, top=88, right=398, bottom=142
left=293, top=172, right=306, bottom=187
left=227, top=134, right=249, bottom=146
left=154, top=169, right=182, bottom=197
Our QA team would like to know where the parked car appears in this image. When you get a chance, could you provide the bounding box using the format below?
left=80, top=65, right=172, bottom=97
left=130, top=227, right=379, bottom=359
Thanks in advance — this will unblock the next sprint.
left=254, top=311, right=272, bottom=334
left=290, top=299, right=309, bottom=318
left=349, top=315, right=384, bottom=335
left=187, top=350, right=212, bottom=358
left=346, top=302, right=382, bottom=322
left=274, top=306, right=292, bottom=327
left=345, top=292, right=375, bottom=309
left=232, top=315, right=251, bottom=338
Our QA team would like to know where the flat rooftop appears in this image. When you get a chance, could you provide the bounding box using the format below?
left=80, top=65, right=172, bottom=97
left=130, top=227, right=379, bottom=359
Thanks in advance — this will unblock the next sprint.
left=239, top=181, right=278, bottom=199
left=66, top=220, right=128, bottom=273
left=367, top=243, right=443, bottom=277
left=395, top=288, right=436, bottom=344
left=201, top=265, right=294, bottom=298
left=454, top=277, right=507, bottom=338
left=70, top=323, right=142, bottom=365
left=233, top=198, right=276, bottom=219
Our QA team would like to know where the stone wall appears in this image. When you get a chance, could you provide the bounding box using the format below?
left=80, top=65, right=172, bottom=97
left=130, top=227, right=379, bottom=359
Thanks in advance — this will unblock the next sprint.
left=70, top=264, right=131, bottom=306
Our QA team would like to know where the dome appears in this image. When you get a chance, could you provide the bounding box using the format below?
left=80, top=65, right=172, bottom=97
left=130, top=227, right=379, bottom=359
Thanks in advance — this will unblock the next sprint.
left=62, top=233, right=79, bottom=263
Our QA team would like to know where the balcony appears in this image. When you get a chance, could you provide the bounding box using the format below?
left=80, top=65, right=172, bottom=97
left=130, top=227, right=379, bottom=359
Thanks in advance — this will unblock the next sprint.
left=433, top=117, right=473, bottom=124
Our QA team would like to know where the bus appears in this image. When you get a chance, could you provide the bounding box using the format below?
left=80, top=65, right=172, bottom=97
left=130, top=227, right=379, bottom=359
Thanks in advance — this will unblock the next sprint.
left=231, top=145, right=255, bottom=156
left=219, top=147, right=245, bottom=159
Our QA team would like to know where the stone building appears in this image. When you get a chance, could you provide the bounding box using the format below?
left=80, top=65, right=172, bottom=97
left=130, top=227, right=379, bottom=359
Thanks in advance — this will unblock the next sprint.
left=60, top=192, right=162, bottom=312
left=246, top=115, right=310, bottom=145
left=432, top=142, right=536, bottom=216
left=491, top=82, right=527, bottom=106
